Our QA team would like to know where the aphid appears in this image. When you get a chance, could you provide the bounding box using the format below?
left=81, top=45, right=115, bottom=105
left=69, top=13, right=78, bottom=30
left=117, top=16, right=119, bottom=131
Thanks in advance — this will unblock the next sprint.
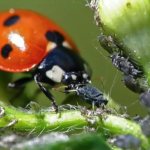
left=110, top=52, right=144, bottom=94
left=139, top=90, right=150, bottom=109
left=140, top=116, right=150, bottom=137
left=123, top=75, right=144, bottom=93
left=113, top=134, right=141, bottom=149
left=111, top=53, right=141, bottom=77
left=62, top=77, right=108, bottom=107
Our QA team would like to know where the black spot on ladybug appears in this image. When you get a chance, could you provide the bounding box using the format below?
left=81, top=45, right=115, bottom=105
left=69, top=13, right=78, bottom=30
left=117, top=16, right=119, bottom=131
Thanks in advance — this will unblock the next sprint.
left=3, top=15, right=20, bottom=26
left=45, top=31, right=64, bottom=45
left=1, top=44, right=13, bottom=58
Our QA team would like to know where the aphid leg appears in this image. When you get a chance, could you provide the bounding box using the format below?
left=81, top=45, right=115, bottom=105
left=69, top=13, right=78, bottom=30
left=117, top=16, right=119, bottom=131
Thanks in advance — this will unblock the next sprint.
left=0, top=119, right=18, bottom=131
left=5, top=119, right=18, bottom=128
left=0, top=107, right=17, bottom=130
left=92, top=101, right=96, bottom=112
left=34, top=74, right=58, bottom=112
left=8, top=77, right=33, bottom=88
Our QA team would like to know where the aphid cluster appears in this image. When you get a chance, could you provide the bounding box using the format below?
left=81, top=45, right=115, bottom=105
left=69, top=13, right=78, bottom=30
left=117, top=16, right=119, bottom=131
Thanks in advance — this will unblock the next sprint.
left=98, top=33, right=147, bottom=95
left=110, top=51, right=150, bottom=109
left=111, top=53, right=142, bottom=91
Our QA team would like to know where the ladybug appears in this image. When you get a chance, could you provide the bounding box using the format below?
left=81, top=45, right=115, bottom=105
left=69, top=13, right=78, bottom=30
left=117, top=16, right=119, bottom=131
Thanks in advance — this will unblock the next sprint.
left=0, top=9, right=92, bottom=111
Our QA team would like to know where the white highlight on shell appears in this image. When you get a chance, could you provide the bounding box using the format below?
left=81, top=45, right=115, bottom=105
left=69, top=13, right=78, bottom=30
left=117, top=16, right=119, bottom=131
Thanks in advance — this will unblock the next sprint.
left=46, top=65, right=65, bottom=83
left=8, top=32, right=26, bottom=51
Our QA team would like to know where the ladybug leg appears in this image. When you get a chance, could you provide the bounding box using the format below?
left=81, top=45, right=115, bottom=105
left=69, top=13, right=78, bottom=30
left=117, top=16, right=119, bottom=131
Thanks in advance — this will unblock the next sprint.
left=8, top=77, right=33, bottom=88
left=34, top=74, right=58, bottom=112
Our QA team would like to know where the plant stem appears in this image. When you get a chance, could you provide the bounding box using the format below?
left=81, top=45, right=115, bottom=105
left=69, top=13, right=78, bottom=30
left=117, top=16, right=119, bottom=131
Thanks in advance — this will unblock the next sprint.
left=101, top=114, right=149, bottom=149
left=0, top=102, right=149, bottom=149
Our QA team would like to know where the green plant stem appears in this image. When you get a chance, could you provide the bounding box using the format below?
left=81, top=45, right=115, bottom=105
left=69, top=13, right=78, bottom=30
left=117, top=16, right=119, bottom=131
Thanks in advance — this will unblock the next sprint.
left=0, top=103, right=87, bottom=133
left=102, top=115, right=149, bottom=149
left=0, top=102, right=149, bottom=149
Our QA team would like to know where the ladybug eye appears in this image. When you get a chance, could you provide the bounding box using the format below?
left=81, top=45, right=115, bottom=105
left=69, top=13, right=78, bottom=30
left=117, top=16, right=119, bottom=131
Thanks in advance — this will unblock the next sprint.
left=1, top=44, right=13, bottom=58
left=3, top=15, right=20, bottom=26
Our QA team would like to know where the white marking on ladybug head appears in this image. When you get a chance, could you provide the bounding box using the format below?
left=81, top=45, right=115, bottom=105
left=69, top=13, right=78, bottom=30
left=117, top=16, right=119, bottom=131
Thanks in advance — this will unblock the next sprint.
left=62, top=41, right=72, bottom=49
left=82, top=72, right=91, bottom=83
left=9, top=8, right=15, bottom=14
left=82, top=73, right=88, bottom=79
left=46, top=65, right=65, bottom=83
left=46, top=41, right=57, bottom=52
left=71, top=74, right=77, bottom=80
left=8, top=32, right=26, bottom=51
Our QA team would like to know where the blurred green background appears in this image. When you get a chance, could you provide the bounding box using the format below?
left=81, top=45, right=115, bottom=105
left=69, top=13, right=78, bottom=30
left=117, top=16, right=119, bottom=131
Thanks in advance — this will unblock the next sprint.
left=0, top=0, right=146, bottom=116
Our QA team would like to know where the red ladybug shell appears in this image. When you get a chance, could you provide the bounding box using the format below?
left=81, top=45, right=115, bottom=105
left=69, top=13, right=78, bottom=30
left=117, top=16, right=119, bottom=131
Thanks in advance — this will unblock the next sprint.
left=0, top=9, right=77, bottom=72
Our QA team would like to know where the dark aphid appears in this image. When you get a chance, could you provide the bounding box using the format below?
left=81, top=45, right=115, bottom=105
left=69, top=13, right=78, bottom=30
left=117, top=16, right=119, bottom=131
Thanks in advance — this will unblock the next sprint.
left=140, top=116, right=150, bottom=137
left=111, top=53, right=141, bottom=77
left=63, top=74, right=108, bottom=107
left=123, top=75, right=144, bottom=93
left=111, top=52, right=145, bottom=94
left=139, top=90, right=150, bottom=108
left=98, top=34, right=115, bottom=54
left=76, top=84, right=108, bottom=106
left=113, top=134, right=141, bottom=149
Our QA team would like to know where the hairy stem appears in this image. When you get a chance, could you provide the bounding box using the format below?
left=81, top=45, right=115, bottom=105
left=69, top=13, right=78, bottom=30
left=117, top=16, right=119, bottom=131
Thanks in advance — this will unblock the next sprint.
left=0, top=102, right=149, bottom=149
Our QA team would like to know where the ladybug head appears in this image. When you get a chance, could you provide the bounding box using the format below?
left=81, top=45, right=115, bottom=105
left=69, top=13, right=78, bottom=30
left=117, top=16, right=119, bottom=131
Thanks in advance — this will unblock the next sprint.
left=37, top=30, right=91, bottom=87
